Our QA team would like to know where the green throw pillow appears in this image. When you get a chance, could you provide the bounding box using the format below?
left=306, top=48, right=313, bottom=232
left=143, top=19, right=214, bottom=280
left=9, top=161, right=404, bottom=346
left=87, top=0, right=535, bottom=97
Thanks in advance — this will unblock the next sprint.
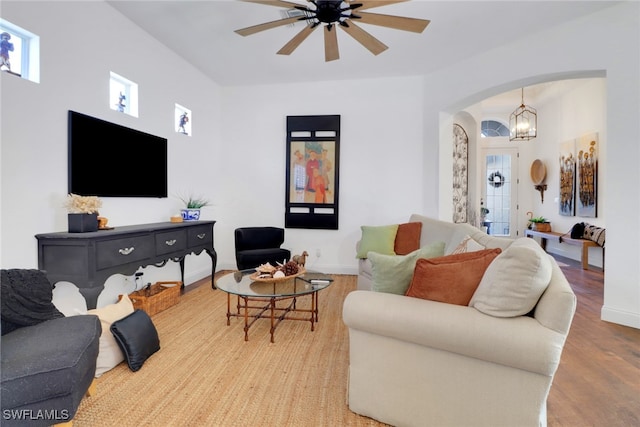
left=369, top=241, right=446, bottom=294
left=356, top=224, right=399, bottom=259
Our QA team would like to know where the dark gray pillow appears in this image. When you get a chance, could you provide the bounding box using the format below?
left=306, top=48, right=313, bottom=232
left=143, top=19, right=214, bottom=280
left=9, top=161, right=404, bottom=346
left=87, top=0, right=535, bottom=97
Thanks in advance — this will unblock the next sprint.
left=110, top=309, right=160, bottom=372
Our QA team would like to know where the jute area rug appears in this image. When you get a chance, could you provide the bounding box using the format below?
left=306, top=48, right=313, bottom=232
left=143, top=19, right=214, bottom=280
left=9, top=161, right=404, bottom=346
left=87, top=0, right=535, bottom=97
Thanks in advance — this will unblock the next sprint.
left=74, top=274, right=387, bottom=427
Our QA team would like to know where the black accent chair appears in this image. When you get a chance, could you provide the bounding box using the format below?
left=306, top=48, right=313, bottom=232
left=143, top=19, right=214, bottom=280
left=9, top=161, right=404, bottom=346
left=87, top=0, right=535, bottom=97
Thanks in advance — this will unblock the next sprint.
left=235, top=227, right=291, bottom=270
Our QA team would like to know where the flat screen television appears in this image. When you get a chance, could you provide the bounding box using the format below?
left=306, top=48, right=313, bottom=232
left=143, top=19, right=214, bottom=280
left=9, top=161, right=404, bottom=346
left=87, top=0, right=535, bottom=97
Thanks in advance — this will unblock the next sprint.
left=68, top=111, right=168, bottom=198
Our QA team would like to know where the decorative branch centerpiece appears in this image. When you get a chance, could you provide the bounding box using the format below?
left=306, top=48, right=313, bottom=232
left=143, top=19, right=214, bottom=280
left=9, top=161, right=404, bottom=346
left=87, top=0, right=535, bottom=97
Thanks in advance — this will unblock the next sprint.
left=251, top=261, right=305, bottom=282
left=65, top=193, right=102, bottom=232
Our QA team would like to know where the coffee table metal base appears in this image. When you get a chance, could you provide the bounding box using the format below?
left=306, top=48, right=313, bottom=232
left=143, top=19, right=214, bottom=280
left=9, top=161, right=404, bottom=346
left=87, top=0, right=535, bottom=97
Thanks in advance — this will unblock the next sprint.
left=226, top=292, right=320, bottom=343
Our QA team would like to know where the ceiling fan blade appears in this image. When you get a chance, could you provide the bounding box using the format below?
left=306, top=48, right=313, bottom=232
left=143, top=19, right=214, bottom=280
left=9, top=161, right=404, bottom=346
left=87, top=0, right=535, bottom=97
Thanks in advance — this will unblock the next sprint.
left=240, top=0, right=307, bottom=9
left=324, top=26, right=339, bottom=62
left=353, top=0, right=409, bottom=12
left=340, top=21, right=388, bottom=56
left=277, top=24, right=318, bottom=55
left=356, top=11, right=430, bottom=33
left=235, top=16, right=302, bottom=37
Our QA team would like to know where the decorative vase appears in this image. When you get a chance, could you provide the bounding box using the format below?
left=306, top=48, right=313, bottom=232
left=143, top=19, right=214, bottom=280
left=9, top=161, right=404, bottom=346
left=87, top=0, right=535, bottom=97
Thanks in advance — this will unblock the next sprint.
left=68, top=213, right=99, bottom=233
left=180, top=209, right=201, bottom=221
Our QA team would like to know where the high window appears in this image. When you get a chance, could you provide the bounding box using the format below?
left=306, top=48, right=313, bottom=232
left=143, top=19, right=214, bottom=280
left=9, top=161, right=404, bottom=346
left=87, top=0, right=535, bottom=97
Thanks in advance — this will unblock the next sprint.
left=0, top=19, right=40, bottom=83
left=481, top=120, right=509, bottom=137
left=175, top=104, right=192, bottom=136
left=110, top=72, right=138, bottom=117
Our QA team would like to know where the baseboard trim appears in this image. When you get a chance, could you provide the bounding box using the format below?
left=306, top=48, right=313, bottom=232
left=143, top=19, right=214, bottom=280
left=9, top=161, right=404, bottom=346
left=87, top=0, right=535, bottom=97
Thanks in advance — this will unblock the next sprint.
left=601, top=306, right=640, bottom=329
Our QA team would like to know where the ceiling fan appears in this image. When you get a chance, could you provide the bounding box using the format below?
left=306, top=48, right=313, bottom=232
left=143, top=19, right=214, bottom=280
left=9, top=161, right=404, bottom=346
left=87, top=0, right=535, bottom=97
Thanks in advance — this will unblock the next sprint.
left=235, top=0, right=430, bottom=62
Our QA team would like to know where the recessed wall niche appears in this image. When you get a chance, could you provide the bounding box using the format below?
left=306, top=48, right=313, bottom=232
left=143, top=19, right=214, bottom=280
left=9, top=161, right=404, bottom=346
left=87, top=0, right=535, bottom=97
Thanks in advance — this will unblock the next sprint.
left=175, top=104, right=191, bottom=136
left=0, top=19, right=40, bottom=82
left=109, top=71, right=138, bottom=117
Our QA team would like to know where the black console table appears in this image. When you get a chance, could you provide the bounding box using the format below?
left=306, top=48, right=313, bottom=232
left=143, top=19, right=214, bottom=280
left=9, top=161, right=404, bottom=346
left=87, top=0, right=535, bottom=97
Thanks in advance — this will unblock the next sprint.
left=35, top=221, right=217, bottom=309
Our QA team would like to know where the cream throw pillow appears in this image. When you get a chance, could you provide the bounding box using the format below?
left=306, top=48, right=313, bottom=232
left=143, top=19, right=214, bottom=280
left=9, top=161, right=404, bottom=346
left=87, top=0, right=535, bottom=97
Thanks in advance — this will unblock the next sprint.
left=469, top=238, right=552, bottom=317
left=369, top=241, right=446, bottom=295
left=87, top=294, right=135, bottom=377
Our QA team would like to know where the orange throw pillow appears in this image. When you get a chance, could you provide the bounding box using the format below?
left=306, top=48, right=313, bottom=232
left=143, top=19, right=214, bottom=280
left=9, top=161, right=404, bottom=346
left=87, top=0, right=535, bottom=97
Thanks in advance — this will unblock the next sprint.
left=394, top=222, right=423, bottom=255
left=406, top=248, right=502, bottom=305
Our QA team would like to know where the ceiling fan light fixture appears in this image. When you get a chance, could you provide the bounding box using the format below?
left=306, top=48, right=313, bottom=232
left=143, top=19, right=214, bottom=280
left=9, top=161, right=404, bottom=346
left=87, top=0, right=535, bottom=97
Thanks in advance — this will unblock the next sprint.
left=509, top=88, right=537, bottom=141
left=236, top=0, right=430, bottom=61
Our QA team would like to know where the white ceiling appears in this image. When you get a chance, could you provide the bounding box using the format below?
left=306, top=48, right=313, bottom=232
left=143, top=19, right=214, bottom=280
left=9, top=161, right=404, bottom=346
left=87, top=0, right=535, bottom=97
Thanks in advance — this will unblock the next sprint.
left=106, top=0, right=618, bottom=106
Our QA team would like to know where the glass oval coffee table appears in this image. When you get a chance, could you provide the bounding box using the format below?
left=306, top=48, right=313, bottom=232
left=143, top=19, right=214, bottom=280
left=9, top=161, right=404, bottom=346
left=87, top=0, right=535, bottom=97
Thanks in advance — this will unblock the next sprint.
left=215, top=269, right=333, bottom=343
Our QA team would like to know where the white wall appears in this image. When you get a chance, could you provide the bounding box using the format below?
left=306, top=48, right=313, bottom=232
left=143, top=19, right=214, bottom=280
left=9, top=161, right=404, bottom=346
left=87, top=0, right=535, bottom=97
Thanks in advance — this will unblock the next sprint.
left=217, top=77, right=426, bottom=273
left=1, top=2, right=638, bottom=328
left=1, top=1, right=222, bottom=306
left=459, top=78, right=606, bottom=268
left=523, top=79, right=606, bottom=266
left=1, top=1, right=425, bottom=306
left=432, top=2, right=639, bottom=328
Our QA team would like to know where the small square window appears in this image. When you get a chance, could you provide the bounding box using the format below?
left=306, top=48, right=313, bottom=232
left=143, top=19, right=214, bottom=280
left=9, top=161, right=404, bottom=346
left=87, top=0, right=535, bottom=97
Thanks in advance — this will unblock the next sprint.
left=175, top=104, right=192, bottom=136
left=0, top=19, right=40, bottom=83
left=110, top=72, right=138, bottom=117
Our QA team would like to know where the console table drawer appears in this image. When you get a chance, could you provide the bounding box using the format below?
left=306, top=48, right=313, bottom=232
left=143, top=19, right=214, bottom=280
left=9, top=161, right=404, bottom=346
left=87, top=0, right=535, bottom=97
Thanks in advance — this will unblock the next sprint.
left=155, top=230, right=187, bottom=255
left=96, top=236, right=154, bottom=269
left=188, top=225, right=213, bottom=246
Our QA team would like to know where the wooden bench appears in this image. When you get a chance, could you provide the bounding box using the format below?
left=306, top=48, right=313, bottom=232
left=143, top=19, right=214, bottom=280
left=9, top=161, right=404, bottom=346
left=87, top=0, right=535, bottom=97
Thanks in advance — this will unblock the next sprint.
left=525, top=229, right=604, bottom=270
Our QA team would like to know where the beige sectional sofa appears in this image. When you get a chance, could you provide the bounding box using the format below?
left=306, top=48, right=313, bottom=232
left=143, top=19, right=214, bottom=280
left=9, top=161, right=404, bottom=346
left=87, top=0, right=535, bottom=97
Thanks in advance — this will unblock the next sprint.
left=344, top=214, right=576, bottom=427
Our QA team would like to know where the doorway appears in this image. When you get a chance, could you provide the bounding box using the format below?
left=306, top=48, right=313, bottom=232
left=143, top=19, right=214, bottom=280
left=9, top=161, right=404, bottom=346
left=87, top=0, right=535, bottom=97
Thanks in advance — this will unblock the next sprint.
left=480, top=147, right=519, bottom=237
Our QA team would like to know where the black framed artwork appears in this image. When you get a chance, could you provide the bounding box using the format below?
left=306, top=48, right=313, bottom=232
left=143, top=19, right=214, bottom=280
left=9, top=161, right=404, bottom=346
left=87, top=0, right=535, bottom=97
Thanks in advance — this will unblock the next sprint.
left=285, top=115, right=340, bottom=229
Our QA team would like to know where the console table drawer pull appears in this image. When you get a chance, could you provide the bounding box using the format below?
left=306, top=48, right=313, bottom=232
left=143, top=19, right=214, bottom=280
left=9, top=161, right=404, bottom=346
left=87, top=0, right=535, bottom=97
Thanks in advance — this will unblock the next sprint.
left=118, top=247, right=135, bottom=255
left=197, top=233, right=206, bottom=239
left=165, top=239, right=177, bottom=246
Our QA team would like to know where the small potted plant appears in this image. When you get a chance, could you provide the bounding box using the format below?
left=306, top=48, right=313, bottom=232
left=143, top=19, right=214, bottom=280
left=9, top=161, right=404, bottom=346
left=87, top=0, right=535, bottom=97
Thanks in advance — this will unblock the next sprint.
left=178, top=194, right=210, bottom=221
left=529, top=216, right=551, bottom=232
left=64, top=193, right=102, bottom=232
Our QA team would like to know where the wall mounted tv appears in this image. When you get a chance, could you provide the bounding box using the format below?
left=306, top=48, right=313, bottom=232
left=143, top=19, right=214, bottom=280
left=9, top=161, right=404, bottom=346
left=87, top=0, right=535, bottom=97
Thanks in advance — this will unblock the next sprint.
left=68, top=111, right=168, bottom=198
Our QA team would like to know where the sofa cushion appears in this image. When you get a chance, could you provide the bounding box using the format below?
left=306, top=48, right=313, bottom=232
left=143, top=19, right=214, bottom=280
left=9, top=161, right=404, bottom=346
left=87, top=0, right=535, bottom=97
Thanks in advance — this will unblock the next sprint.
left=369, top=241, right=445, bottom=294
left=110, top=309, right=160, bottom=372
left=451, top=234, right=485, bottom=254
left=394, top=222, right=422, bottom=255
left=356, top=224, right=399, bottom=258
left=87, top=294, right=135, bottom=377
left=236, top=248, right=291, bottom=270
left=470, top=238, right=552, bottom=317
left=405, top=249, right=501, bottom=305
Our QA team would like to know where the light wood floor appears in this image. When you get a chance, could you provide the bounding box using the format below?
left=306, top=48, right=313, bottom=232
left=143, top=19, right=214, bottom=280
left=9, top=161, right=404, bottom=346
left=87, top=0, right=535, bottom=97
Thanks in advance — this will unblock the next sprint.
left=546, top=257, right=640, bottom=427
left=191, top=258, right=640, bottom=426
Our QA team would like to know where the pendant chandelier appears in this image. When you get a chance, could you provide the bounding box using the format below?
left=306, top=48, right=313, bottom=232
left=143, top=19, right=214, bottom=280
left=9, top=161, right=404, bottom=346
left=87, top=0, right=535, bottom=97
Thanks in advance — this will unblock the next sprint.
left=509, top=88, right=537, bottom=141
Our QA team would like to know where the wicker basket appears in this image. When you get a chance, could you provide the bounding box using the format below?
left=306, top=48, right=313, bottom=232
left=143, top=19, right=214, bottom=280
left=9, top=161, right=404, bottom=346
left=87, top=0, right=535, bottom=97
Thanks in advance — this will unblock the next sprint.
left=126, top=281, right=182, bottom=316
left=531, top=222, right=552, bottom=232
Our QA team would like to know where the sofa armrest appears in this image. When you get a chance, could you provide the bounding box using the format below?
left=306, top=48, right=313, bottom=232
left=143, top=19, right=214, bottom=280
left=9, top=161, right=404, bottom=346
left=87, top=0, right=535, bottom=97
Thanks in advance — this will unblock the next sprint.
left=343, top=290, right=567, bottom=376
